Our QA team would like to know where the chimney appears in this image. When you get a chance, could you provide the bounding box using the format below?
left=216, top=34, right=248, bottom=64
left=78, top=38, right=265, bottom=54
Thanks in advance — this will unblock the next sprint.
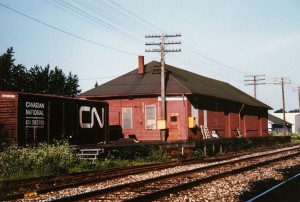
left=138, top=56, right=145, bottom=74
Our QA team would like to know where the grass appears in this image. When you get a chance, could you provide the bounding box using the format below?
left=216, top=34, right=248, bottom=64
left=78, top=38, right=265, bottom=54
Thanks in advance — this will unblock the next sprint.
left=0, top=142, right=170, bottom=181
left=1, top=134, right=298, bottom=181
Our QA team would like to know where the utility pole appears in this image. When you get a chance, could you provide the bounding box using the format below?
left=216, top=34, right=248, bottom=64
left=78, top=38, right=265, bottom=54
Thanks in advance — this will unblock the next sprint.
left=244, top=74, right=266, bottom=99
left=145, top=33, right=181, bottom=136
left=274, top=77, right=291, bottom=134
left=293, top=86, right=300, bottom=112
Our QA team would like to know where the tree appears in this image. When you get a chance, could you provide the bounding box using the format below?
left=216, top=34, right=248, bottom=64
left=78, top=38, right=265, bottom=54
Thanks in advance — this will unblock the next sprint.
left=0, top=47, right=81, bottom=97
left=10, top=64, right=29, bottom=92
left=289, top=109, right=300, bottom=113
left=64, top=72, right=81, bottom=97
left=0, top=47, right=15, bottom=90
left=49, top=66, right=66, bottom=95
left=274, top=108, right=286, bottom=113
left=28, top=65, right=50, bottom=93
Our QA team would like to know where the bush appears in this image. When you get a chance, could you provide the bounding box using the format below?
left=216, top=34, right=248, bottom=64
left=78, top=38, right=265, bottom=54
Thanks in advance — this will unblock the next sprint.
left=0, top=143, right=171, bottom=180
left=0, top=141, right=79, bottom=180
left=145, top=146, right=170, bottom=162
left=194, top=149, right=204, bottom=159
left=94, top=145, right=170, bottom=169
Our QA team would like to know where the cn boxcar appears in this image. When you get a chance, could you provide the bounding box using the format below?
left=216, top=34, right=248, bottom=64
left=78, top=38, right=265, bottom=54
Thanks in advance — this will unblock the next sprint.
left=0, top=92, right=109, bottom=146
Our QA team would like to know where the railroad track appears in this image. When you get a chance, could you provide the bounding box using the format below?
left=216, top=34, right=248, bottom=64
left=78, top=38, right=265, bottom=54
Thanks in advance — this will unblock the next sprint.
left=2, top=146, right=299, bottom=201
left=1, top=160, right=186, bottom=201
left=0, top=146, right=275, bottom=201
left=45, top=146, right=300, bottom=201
left=247, top=172, right=300, bottom=202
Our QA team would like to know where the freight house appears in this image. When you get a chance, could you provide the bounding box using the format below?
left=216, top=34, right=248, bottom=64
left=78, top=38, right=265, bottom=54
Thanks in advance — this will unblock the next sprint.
left=80, top=56, right=272, bottom=141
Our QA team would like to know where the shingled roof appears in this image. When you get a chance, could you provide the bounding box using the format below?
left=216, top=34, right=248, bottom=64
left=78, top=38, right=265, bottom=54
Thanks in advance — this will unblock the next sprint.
left=268, top=114, right=292, bottom=125
left=80, top=61, right=271, bottom=109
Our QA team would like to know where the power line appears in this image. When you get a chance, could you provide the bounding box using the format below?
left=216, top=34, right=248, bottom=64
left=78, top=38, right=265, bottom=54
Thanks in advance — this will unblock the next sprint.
left=274, top=77, right=291, bottom=133
left=103, top=1, right=251, bottom=80
left=97, top=0, right=161, bottom=34
left=79, top=76, right=117, bottom=81
left=244, top=74, right=266, bottom=99
left=44, top=0, right=144, bottom=43
left=184, top=44, right=246, bottom=74
left=171, top=55, right=244, bottom=84
left=0, top=2, right=149, bottom=57
left=2, top=1, right=272, bottom=92
left=145, top=33, right=181, bottom=123
left=292, top=86, right=300, bottom=112
left=108, top=0, right=163, bottom=33
left=44, top=0, right=253, bottom=86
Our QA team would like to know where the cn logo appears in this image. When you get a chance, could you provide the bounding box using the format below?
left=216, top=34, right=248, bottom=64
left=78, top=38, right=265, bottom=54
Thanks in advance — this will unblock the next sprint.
left=79, top=106, right=104, bottom=128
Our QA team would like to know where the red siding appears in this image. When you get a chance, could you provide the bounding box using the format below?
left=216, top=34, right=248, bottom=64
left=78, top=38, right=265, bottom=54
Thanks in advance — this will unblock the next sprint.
left=0, top=92, right=18, bottom=145
left=207, top=111, right=226, bottom=137
left=84, top=95, right=270, bottom=141
left=105, top=98, right=161, bottom=140
left=260, top=117, right=269, bottom=136
left=166, top=99, right=188, bottom=140
left=230, top=113, right=240, bottom=137
left=224, top=113, right=231, bottom=138
left=104, top=97, right=190, bottom=141
left=244, top=115, right=259, bottom=137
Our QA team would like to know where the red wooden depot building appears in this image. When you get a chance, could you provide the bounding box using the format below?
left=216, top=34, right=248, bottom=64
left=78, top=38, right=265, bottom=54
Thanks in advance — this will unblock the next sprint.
left=80, top=57, right=272, bottom=141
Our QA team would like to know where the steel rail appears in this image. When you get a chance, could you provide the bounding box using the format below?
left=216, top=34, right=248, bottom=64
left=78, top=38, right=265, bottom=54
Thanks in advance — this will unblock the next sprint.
left=126, top=152, right=300, bottom=201
left=2, top=147, right=274, bottom=200
left=247, top=172, right=300, bottom=202
left=50, top=147, right=300, bottom=201
left=1, top=160, right=202, bottom=201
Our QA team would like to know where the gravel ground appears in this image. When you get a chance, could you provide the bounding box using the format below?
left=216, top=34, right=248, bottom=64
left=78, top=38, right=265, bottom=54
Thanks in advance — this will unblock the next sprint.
left=160, top=156, right=300, bottom=202
left=15, top=145, right=300, bottom=201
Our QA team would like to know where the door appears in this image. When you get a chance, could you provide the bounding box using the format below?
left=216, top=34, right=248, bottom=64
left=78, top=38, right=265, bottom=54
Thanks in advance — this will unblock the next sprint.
left=168, top=113, right=180, bottom=140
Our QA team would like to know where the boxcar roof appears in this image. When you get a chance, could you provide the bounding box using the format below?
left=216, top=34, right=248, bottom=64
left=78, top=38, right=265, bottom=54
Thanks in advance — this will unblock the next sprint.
left=80, top=61, right=271, bottom=109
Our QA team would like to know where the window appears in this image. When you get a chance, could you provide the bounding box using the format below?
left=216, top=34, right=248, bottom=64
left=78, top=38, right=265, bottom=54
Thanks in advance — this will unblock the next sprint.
left=145, top=105, right=156, bottom=130
left=122, top=108, right=132, bottom=129
left=171, top=116, right=177, bottom=122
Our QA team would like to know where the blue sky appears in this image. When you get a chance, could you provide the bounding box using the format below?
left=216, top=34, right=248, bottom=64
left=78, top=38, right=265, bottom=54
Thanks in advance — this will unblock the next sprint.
left=1, top=0, right=300, bottom=111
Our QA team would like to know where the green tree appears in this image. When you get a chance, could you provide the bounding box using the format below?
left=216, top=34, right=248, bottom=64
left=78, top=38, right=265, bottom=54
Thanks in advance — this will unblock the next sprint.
left=28, top=65, right=50, bottom=93
left=49, top=66, right=66, bottom=95
left=0, top=47, right=81, bottom=97
left=0, top=47, right=15, bottom=90
left=274, top=108, right=286, bottom=113
left=10, top=64, right=29, bottom=92
left=289, top=109, right=300, bottom=113
left=64, top=72, right=81, bottom=97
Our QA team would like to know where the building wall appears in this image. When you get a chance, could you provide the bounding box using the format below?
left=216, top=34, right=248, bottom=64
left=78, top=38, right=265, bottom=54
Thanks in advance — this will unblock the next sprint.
left=207, top=111, right=226, bottom=136
left=106, top=98, right=159, bottom=140
left=165, top=96, right=189, bottom=140
left=270, top=113, right=300, bottom=133
left=244, top=115, right=259, bottom=137
left=188, top=96, right=269, bottom=139
left=296, top=114, right=300, bottom=133
left=106, top=97, right=166, bottom=140
left=104, top=96, right=190, bottom=141
left=97, top=95, right=269, bottom=141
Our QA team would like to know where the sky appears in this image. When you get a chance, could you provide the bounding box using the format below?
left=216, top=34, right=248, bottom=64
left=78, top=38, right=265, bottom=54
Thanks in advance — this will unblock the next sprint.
left=0, top=0, right=300, bottom=112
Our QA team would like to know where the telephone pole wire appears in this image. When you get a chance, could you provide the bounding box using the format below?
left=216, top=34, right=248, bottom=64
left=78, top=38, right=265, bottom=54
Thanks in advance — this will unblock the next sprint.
left=274, top=77, right=291, bottom=134
left=293, top=86, right=300, bottom=112
left=244, top=74, right=266, bottom=99
left=145, top=33, right=181, bottom=127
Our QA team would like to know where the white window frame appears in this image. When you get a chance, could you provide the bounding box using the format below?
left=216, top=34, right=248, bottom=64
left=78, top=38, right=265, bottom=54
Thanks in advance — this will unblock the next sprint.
left=145, top=105, right=156, bottom=130
left=122, top=108, right=132, bottom=129
left=191, top=103, right=199, bottom=127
